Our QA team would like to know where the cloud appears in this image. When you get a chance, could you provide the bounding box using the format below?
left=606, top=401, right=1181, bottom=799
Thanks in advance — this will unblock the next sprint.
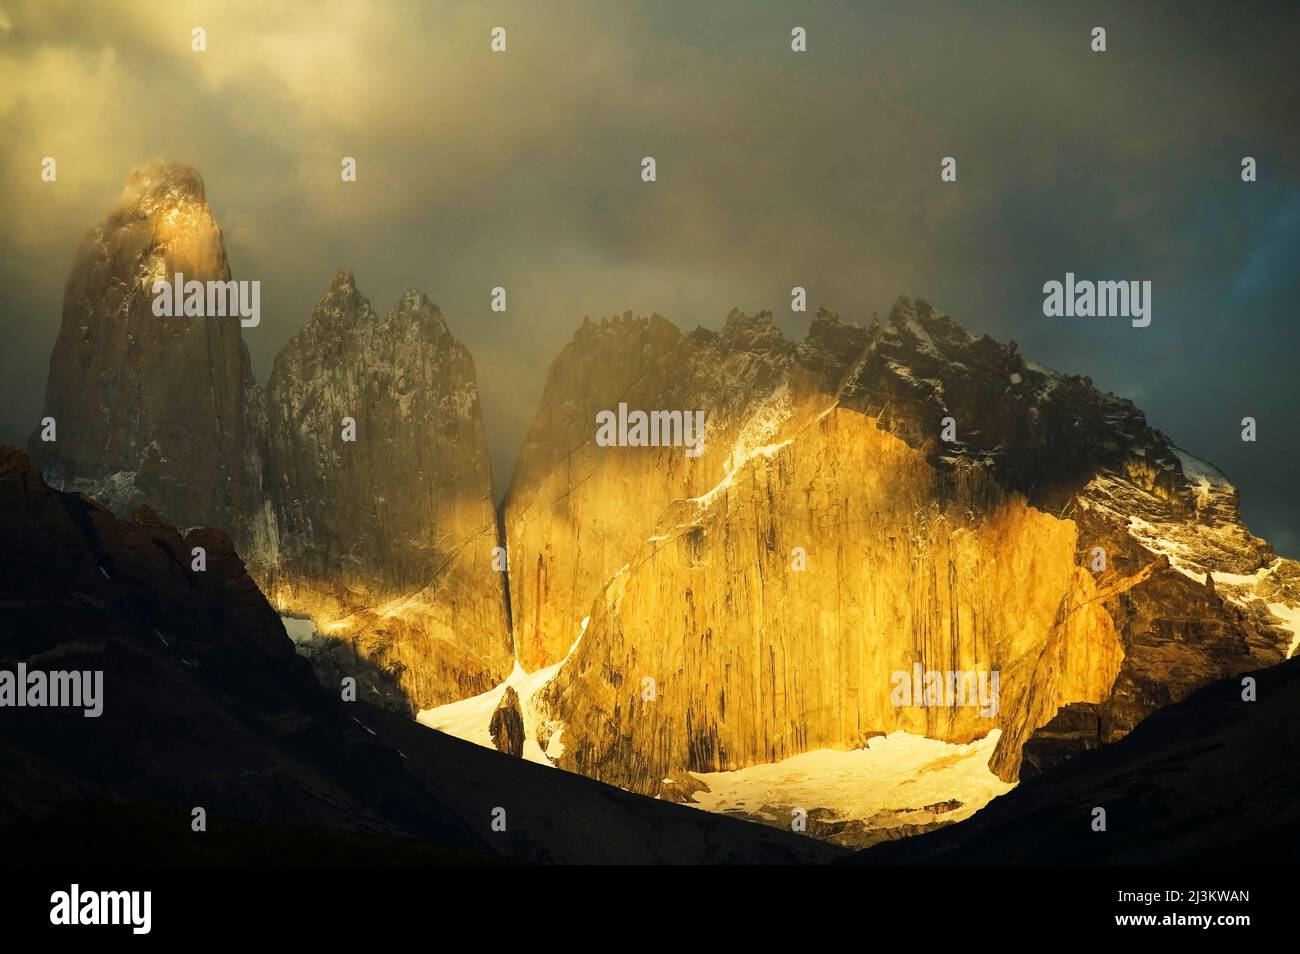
left=1, top=0, right=1298, bottom=549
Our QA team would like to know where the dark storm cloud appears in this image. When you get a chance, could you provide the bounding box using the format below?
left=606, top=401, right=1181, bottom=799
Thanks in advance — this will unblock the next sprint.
left=1, top=0, right=1296, bottom=551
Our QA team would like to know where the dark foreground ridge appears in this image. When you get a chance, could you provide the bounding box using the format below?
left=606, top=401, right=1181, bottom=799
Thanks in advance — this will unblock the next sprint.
left=0, top=444, right=840, bottom=865
left=843, top=652, right=1300, bottom=864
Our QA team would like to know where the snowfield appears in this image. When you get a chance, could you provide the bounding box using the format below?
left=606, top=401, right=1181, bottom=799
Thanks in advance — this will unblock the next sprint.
left=685, top=730, right=1014, bottom=847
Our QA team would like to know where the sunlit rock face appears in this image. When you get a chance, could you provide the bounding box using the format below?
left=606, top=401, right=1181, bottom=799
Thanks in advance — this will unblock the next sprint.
left=502, top=308, right=842, bottom=671
left=502, top=312, right=684, bottom=670
left=260, top=273, right=513, bottom=712
left=33, top=161, right=1300, bottom=798
left=29, top=160, right=268, bottom=550
left=514, top=299, right=1299, bottom=794
left=539, top=404, right=1126, bottom=794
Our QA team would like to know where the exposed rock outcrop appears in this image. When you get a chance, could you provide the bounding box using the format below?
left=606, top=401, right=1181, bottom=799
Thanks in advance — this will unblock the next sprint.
left=489, top=686, right=526, bottom=757
left=28, top=159, right=269, bottom=553
left=502, top=308, right=829, bottom=670
left=259, top=273, right=513, bottom=712
left=29, top=162, right=512, bottom=715
left=512, top=300, right=1299, bottom=794
left=29, top=161, right=1299, bottom=821
left=502, top=312, right=687, bottom=670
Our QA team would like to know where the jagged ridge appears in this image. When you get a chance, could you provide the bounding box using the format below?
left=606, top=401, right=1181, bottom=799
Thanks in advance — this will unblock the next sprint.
left=510, top=297, right=1298, bottom=795
left=31, top=163, right=513, bottom=715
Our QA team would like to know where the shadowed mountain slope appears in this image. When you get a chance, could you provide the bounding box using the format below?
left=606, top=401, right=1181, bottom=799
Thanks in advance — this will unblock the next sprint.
left=0, top=444, right=839, bottom=864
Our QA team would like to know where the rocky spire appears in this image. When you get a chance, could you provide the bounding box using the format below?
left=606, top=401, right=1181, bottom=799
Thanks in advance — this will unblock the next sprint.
left=28, top=160, right=266, bottom=549
left=262, top=272, right=512, bottom=711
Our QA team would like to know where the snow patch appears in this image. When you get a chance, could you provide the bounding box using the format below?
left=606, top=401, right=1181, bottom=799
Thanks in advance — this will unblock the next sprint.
left=1173, top=446, right=1231, bottom=512
left=693, top=437, right=793, bottom=507
left=416, top=616, right=588, bottom=765
left=723, top=383, right=791, bottom=473
left=901, top=315, right=942, bottom=357
left=281, top=616, right=317, bottom=641
left=1173, top=446, right=1231, bottom=489
left=687, top=730, right=1013, bottom=837
left=1267, top=602, right=1300, bottom=658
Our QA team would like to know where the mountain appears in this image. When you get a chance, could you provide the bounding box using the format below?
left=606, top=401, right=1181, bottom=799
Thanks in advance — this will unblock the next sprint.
left=0, top=444, right=840, bottom=865
left=28, top=159, right=270, bottom=554
left=0, top=442, right=472, bottom=844
left=260, top=274, right=512, bottom=712
left=28, top=160, right=1300, bottom=846
left=506, top=300, right=1299, bottom=802
left=29, top=162, right=512, bottom=715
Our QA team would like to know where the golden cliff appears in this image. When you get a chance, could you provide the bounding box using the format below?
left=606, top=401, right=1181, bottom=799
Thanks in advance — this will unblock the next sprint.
left=506, top=301, right=1298, bottom=793
left=32, top=162, right=1299, bottom=801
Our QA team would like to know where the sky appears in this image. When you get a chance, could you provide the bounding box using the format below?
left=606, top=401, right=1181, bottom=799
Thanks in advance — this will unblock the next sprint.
left=1, top=0, right=1297, bottom=554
